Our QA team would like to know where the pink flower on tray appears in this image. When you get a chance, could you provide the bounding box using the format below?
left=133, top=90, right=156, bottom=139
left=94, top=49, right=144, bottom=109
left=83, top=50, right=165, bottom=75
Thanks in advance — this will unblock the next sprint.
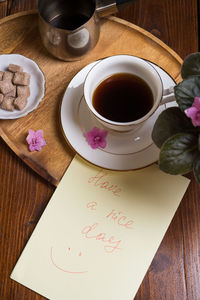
left=26, top=129, right=47, bottom=152
left=85, top=127, right=108, bottom=149
left=185, top=97, right=200, bottom=127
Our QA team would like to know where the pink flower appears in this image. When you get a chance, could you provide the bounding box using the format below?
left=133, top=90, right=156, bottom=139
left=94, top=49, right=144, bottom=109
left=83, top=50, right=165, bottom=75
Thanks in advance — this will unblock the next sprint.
left=185, top=97, right=200, bottom=127
left=85, top=127, right=108, bottom=149
left=26, top=129, right=47, bottom=152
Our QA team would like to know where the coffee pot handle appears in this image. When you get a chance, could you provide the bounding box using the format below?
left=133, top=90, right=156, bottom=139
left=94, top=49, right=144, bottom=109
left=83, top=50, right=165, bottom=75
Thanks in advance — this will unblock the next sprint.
left=96, top=0, right=137, bottom=18
left=116, top=0, right=137, bottom=5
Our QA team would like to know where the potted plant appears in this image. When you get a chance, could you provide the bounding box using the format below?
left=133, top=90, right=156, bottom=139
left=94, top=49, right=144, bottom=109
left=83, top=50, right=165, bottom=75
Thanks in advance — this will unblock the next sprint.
left=152, top=52, right=200, bottom=186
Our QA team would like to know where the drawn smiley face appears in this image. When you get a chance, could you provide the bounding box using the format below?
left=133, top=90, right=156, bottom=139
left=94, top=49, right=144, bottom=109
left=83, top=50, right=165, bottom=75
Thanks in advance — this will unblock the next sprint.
left=50, top=246, right=88, bottom=274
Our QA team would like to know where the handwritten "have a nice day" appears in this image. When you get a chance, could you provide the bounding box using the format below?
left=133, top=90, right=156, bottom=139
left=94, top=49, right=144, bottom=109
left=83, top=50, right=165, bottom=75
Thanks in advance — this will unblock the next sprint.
left=81, top=171, right=134, bottom=254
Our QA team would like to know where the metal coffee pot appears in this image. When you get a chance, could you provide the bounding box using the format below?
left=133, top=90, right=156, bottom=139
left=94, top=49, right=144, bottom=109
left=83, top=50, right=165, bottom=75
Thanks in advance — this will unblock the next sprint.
left=37, top=0, right=136, bottom=61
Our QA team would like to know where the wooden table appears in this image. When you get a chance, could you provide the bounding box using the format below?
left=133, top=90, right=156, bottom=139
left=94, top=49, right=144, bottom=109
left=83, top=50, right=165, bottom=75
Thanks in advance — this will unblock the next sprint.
left=0, top=0, right=199, bottom=299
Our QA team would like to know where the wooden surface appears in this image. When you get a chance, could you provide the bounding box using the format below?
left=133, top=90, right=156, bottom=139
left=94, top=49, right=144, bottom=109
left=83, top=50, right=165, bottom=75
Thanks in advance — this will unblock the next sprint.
left=0, top=1, right=199, bottom=300
left=0, top=11, right=183, bottom=186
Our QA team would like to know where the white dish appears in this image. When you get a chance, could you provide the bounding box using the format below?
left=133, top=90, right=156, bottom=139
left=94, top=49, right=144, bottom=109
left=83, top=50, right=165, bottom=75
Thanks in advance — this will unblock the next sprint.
left=0, top=54, right=45, bottom=119
left=60, top=59, right=176, bottom=170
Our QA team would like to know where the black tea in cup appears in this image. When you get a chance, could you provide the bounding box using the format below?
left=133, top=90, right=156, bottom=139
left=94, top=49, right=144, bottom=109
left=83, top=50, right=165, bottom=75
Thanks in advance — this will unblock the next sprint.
left=92, top=73, right=154, bottom=123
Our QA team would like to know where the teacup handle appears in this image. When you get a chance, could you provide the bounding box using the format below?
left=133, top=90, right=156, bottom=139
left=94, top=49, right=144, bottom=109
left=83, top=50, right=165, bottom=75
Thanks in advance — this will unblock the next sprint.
left=160, top=86, right=176, bottom=105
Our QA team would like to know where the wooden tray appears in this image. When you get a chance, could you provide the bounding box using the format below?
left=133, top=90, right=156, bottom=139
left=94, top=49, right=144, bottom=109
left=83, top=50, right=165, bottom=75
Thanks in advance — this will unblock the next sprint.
left=0, top=10, right=183, bottom=186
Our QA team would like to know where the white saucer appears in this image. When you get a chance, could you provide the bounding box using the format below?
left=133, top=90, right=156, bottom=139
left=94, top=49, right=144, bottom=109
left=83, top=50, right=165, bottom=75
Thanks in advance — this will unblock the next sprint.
left=60, top=59, right=176, bottom=170
left=0, top=54, right=45, bottom=119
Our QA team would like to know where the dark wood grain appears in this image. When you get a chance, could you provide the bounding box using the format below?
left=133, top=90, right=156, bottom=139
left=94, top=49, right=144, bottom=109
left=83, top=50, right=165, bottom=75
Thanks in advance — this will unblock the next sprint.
left=117, top=0, right=198, bottom=59
left=0, top=1, right=199, bottom=300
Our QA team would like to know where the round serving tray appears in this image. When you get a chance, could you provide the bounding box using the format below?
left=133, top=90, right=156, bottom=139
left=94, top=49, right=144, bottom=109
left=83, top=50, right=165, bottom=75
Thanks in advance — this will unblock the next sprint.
left=0, top=11, right=182, bottom=186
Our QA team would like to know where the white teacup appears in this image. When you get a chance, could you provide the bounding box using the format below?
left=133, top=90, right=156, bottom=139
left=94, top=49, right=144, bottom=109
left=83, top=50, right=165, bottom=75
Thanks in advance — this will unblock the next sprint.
left=84, top=55, right=175, bottom=132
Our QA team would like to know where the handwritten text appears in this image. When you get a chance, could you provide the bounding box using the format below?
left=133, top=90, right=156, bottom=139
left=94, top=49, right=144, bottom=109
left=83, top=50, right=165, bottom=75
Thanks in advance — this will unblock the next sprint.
left=106, top=209, right=134, bottom=229
left=88, top=171, right=122, bottom=197
left=81, top=223, right=122, bottom=254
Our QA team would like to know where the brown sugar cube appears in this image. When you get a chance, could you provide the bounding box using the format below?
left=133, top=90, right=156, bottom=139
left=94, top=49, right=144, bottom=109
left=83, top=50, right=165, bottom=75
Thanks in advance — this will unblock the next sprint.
left=0, top=71, right=15, bottom=94
left=17, top=85, right=30, bottom=98
left=0, top=71, right=3, bottom=80
left=1, top=96, right=15, bottom=111
left=8, top=64, right=23, bottom=73
left=5, top=85, right=16, bottom=98
left=3, top=71, right=14, bottom=81
left=13, top=72, right=30, bottom=86
left=0, top=80, right=14, bottom=94
left=0, top=93, right=4, bottom=104
left=14, top=96, right=28, bottom=111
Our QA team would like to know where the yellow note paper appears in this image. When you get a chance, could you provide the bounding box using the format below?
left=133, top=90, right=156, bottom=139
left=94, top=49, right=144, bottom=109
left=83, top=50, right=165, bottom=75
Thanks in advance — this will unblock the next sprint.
left=11, top=155, right=190, bottom=300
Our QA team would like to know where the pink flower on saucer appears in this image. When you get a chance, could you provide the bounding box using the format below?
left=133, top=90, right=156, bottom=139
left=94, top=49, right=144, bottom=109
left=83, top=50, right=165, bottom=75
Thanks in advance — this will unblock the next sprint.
left=85, top=127, right=108, bottom=149
left=185, top=97, right=200, bottom=127
left=26, top=129, right=47, bottom=152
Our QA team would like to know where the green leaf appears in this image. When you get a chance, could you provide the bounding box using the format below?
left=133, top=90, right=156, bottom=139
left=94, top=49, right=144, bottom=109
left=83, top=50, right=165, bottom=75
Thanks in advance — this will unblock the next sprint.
left=152, top=107, right=193, bottom=148
left=181, top=52, right=200, bottom=79
left=174, top=76, right=200, bottom=111
left=159, top=133, right=198, bottom=175
left=193, top=152, right=200, bottom=186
